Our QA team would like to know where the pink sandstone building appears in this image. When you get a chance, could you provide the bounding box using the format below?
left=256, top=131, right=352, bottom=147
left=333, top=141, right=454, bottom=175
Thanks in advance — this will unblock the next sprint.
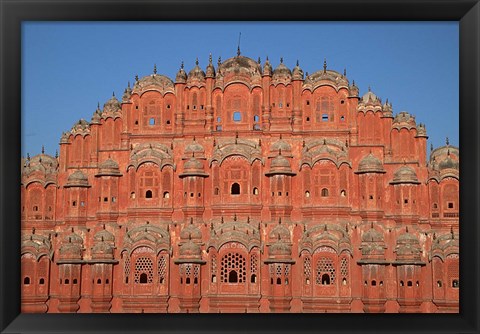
left=21, top=52, right=459, bottom=313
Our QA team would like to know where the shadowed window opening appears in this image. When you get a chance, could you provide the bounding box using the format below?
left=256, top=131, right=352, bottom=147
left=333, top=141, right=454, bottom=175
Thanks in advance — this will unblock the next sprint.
left=228, top=270, right=238, bottom=283
left=231, top=183, right=240, bottom=195
left=39, top=278, right=45, bottom=285
left=140, top=273, right=148, bottom=284
left=24, top=277, right=30, bottom=285
left=322, top=274, right=330, bottom=285
left=145, top=190, right=152, bottom=198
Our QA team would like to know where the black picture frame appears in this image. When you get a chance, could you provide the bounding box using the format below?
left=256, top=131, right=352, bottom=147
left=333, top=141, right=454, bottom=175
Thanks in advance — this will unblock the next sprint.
left=1, top=1, right=478, bottom=333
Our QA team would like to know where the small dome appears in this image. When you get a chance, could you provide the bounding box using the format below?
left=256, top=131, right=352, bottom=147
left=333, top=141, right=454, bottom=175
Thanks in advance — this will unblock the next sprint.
left=356, top=153, right=385, bottom=174
left=94, top=229, right=115, bottom=242
left=391, top=165, right=420, bottom=184
left=184, top=157, right=204, bottom=171
left=184, top=141, right=205, bottom=155
left=133, top=73, right=175, bottom=93
left=103, top=94, right=121, bottom=113
left=439, top=156, right=459, bottom=171
left=269, top=240, right=292, bottom=256
left=292, top=60, right=304, bottom=80
left=271, top=154, right=291, bottom=169
left=179, top=239, right=202, bottom=257
left=180, top=157, right=208, bottom=178
left=99, top=158, right=119, bottom=170
left=206, top=55, right=215, bottom=78
left=218, top=55, right=262, bottom=79
left=270, top=139, right=292, bottom=153
left=266, top=151, right=296, bottom=176
left=65, top=170, right=89, bottom=187
left=180, top=222, right=202, bottom=241
left=187, top=59, right=206, bottom=82
left=360, top=89, right=381, bottom=105
left=362, top=227, right=384, bottom=243
left=397, top=231, right=419, bottom=244
left=262, top=58, right=273, bottom=76
left=175, top=63, right=187, bottom=83
left=272, top=59, right=292, bottom=81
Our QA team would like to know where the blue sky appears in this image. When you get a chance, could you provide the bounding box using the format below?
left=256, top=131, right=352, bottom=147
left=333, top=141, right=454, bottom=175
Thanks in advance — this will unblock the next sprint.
left=22, top=22, right=458, bottom=157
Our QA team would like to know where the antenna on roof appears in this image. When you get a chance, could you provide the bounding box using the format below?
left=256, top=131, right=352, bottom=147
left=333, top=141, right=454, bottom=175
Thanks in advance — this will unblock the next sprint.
left=237, top=32, right=241, bottom=56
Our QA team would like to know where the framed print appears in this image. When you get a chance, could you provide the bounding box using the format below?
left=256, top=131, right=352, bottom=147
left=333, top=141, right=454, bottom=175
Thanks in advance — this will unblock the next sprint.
left=1, top=0, right=479, bottom=333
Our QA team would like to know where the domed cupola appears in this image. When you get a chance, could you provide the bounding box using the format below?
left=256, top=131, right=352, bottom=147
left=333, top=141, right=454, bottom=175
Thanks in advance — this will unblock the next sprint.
left=262, top=56, right=273, bottom=76
left=59, top=228, right=84, bottom=261
left=428, top=139, right=459, bottom=179
left=292, top=60, right=304, bottom=81
left=122, top=82, right=132, bottom=103
left=265, top=219, right=294, bottom=262
left=205, top=53, right=216, bottom=78
left=175, top=61, right=187, bottom=83
left=184, top=137, right=205, bottom=158
left=359, top=87, right=382, bottom=107
left=382, top=98, right=394, bottom=118
left=356, top=153, right=386, bottom=174
left=180, top=154, right=209, bottom=178
left=394, top=227, right=423, bottom=263
left=349, top=80, right=359, bottom=97
left=359, top=224, right=387, bottom=258
left=272, top=58, right=292, bottom=85
left=103, top=93, right=121, bottom=114
left=91, top=228, right=115, bottom=260
left=96, top=158, right=122, bottom=177
left=265, top=149, right=296, bottom=176
left=187, top=58, right=206, bottom=84
left=133, top=65, right=175, bottom=95
left=415, top=123, right=428, bottom=138
left=176, top=219, right=205, bottom=263
left=392, top=111, right=417, bottom=130
left=390, top=165, right=420, bottom=185
left=65, top=170, right=90, bottom=188
left=269, top=136, right=292, bottom=157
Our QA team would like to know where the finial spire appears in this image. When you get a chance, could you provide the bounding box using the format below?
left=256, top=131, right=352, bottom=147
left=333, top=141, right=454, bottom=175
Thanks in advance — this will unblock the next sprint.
left=135, top=74, right=139, bottom=81
left=344, top=68, right=347, bottom=76
left=55, top=150, right=58, bottom=158
left=296, top=59, right=299, bottom=66
left=280, top=57, right=283, bottom=63
left=153, top=64, right=157, bottom=74
left=237, top=32, right=241, bottom=56
left=112, top=91, right=115, bottom=97
left=430, top=143, right=433, bottom=152
left=41, top=145, right=45, bottom=154
left=323, top=58, right=327, bottom=73
left=218, top=56, right=221, bottom=66
left=446, top=137, right=449, bottom=145
left=209, top=53, right=212, bottom=64
left=368, top=86, right=371, bottom=92
left=195, top=57, right=199, bottom=66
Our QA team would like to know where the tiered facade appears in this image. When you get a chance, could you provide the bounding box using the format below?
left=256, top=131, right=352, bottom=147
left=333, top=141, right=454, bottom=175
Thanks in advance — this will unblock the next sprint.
left=21, top=53, right=459, bottom=313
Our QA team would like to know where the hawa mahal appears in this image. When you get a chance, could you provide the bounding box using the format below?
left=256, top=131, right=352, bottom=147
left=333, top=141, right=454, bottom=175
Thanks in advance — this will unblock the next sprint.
left=21, top=51, right=459, bottom=313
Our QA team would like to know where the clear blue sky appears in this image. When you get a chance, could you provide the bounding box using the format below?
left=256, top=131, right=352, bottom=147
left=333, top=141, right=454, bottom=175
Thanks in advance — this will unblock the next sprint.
left=22, top=22, right=458, bottom=157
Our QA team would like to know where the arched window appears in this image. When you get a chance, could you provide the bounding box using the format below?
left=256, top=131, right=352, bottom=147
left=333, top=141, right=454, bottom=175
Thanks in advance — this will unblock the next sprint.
left=221, top=252, right=246, bottom=283
left=228, top=270, right=238, bottom=283
left=305, top=191, right=310, bottom=198
left=145, top=190, right=152, bottom=198
left=73, top=279, right=78, bottom=284
left=321, top=274, right=330, bottom=285
left=97, top=279, right=102, bottom=284
left=340, top=190, right=346, bottom=197
left=321, top=188, right=329, bottom=197
left=407, top=281, right=413, bottom=287
left=253, top=187, right=259, bottom=195
left=23, top=277, right=30, bottom=285
left=231, top=183, right=240, bottom=195
left=65, top=279, right=70, bottom=284
left=452, top=279, right=459, bottom=288
left=215, top=187, right=219, bottom=195
left=233, top=111, right=242, bottom=122
left=437, top=280, right=442, bottom=287
left=400, top=280, right=404, bottom=286
left=371, top=280, right=377, bottom=286
left=277, top=277, right=282, bottom=285
left=163, top=192, right=170, bottom=199
left=39, top=278, right=45, bottom=285
left=251, top=274, right=257, bottom=283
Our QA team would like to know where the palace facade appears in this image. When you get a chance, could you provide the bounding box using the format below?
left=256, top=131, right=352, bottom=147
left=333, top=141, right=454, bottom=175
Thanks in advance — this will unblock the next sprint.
left=21, top=52, right=459, bottom=313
